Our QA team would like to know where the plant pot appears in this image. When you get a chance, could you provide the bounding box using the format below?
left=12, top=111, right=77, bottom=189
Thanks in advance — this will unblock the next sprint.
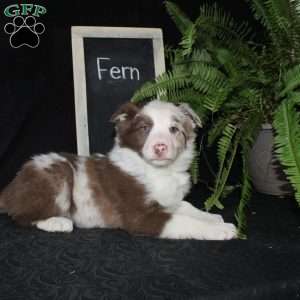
left=248, top=124, right=292, bottom=196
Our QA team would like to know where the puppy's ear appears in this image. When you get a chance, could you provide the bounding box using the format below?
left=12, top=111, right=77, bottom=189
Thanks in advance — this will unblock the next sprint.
left=110, top=102, right=140, bottom=124
left=178, top=103, right=202, bottom=128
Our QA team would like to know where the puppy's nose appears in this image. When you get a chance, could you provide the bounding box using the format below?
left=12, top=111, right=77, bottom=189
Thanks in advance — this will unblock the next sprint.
left=153, top=143, right=168, bottom=156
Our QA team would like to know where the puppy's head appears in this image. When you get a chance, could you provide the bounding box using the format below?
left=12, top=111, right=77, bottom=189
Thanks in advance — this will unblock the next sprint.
left=111, top=100, right=201, bottom=167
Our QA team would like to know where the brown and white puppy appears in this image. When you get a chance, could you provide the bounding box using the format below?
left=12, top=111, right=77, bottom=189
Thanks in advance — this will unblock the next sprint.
left=0, top=100, right=237, bottom=240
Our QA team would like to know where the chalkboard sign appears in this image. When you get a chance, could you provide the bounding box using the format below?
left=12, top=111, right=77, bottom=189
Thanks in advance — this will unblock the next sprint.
left=71, top=27, right=165, bottom=155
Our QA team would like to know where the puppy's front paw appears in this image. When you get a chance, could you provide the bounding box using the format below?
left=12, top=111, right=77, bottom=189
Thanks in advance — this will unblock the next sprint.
left=160, top=215, right=237, bottom=240
left=201, top=212, right=224, bottom=224
left=205, top=223, right=237, bottom=240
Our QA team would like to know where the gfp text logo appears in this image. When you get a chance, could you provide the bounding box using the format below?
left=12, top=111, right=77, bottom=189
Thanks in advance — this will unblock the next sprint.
left=3, top=4, right=47, bottom=48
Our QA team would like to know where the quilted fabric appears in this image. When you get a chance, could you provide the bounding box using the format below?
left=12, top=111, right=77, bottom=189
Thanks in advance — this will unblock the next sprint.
left=0, top=193, right=300, bottom=300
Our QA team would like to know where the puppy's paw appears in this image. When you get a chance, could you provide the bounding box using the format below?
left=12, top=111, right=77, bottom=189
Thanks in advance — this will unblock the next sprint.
left=205, top=223, right=237, bottom=240
left=201, top=211, right=224, bottom=224
left=34, top=217, right=73, bottom=232
left=160, top=214, right=237, bottom=240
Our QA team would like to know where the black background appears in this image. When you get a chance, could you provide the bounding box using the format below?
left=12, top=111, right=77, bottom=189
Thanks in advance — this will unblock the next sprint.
left=84, top=37, right=155, bottom=153
left=0, top=0, right=257, bottom=189
left=2, top=3, right=300, bottom=299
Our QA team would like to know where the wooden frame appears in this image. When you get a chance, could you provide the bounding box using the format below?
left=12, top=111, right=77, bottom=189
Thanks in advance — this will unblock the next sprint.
left=71, top=26, right=165, bottom=155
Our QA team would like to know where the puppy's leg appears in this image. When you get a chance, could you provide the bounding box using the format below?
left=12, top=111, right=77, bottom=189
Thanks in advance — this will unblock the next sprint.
left=125, top=202, right=236, bottom=240
left=34, top=217, right=73, bottom=232
left=160, top=214, right=237, bottom=240
left=175, top=201, right=224, bottom=224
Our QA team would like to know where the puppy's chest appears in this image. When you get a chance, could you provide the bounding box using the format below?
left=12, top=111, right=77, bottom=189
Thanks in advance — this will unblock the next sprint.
left=144, top=172, right=190, bottom=208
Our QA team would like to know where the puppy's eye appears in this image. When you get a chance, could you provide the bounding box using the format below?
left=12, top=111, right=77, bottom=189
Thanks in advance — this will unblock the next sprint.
left=170, top=126, right=179, bottom=134
left=139, top=125, right=150, bottom=132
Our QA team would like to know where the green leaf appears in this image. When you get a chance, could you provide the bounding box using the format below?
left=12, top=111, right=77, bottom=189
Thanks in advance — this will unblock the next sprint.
left=165, top=1, right=193, bottom=35
left=273, top=99, right=300, bottom=205
left=235, top=140, right=253, bottom=239
left=216, top=124, right=237, bottom=166
left=205, top=124, right=239, bottom=211
left=280, top=64, right=300, bottom=97
left=247, top=0, right=300, bottom=64
left=208, top=117, right=232, bottom=146
left=190, top=148, right=200, bottom=185
left=180, top=23, right=197, bottom=57
left=132, top=69, right=190, bottom=102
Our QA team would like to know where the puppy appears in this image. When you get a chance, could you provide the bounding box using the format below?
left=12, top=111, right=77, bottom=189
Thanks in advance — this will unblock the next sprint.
left=0, top=100, right=237, bottom=240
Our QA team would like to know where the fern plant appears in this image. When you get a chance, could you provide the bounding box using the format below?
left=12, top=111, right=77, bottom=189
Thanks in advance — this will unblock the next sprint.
left=133, top=0, right=300, bottom=238
left=248, top=0, right=300, bottom=206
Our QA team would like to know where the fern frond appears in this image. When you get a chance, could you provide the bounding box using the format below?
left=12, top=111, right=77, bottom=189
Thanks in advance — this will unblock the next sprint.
left=165, top=1, right=193, bottom=35
left=133, top=60, right=229, bottom=104
left=190, top=148, right=200, bottom=184
left=180, top=23, right=197, bottom=57
left=190, top=49, right=212, bottom=64
left=285, top=91, right=300, bottom=105
left=273, top=99, right=300, bottom=205
left=216, top=124, right=237, bottom=165
left=197, top=2, right=252, bottom=42
left=248, top=0, right=300, bottom=64
left=132, top=70, right=190, bottom=102
left=241, top=112, right=264, bottom=145
left=203, top=87, right=232, bottom=113
left=164, top=45, right=176, bottom=62
left=205, top=124, right=238, bottom=210
left=280, top=64, right=300, bottom=97
left=208, top=117, right=233, bottom=146
left=235, top=148, right=252, bottom=239
left=234, top=113, right=261, bottom=239
left=205, top=134, right=240, bottom=211
left=189, top=62, right=227, bottom=94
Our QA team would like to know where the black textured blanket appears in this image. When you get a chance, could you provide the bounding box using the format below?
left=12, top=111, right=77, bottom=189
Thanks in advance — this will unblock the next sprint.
left=0, top=193, right=299, bottom=300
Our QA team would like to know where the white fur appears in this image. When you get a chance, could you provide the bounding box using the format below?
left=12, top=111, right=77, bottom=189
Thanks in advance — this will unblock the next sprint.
left=160, top=214, right=236, bottom=240
left=71, top=158, right=105, bottom=228
left=141, top=100, right=188, bottom=166
left=109, top=144, right=192, bottom=209
left=55, top=181, right=71, bottom=215
left=109, top=100, right=237, bottom=240
left=174, top=201, right=224, bottom=224
left=33, top=153, right=67, bottom=169
left=109, top=101, right=195, bottom=209
left=34, top=217, right=73, bottom=232
left=112, top=113, right=127, bottom=122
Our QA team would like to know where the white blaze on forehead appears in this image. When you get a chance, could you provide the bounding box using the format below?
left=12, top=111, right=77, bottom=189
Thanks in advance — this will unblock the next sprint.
left=141, top=100, right=185, bottom=128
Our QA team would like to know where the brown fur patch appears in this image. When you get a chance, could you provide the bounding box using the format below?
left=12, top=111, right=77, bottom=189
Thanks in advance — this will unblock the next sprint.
left=60, top=152, right=79, bottom=170
left=0, top=153, right=170, bottom=237
left=111, top=102, right=153, bottom=154
left=85, top=157, right=170, bottom=236
left=170, top=115, right=196, bottom=150
left=118, top=114, right=153, bottom=153
left=110, top=102, right=140, bottom=123
left=0, top=158, right=74, bottom=226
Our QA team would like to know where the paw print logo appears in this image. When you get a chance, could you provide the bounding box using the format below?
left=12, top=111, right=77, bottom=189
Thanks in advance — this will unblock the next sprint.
left=4, top=16, right=45, bottom=48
